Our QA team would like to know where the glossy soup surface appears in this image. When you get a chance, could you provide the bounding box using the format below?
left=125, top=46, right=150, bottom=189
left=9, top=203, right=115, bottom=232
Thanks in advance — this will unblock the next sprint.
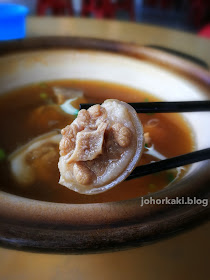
left=0, top=80, right=194, bottom=203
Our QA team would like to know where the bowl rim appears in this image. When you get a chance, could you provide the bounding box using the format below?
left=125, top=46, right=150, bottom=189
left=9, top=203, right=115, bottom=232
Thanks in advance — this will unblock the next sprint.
left=0, top=36, right=209, bottom=253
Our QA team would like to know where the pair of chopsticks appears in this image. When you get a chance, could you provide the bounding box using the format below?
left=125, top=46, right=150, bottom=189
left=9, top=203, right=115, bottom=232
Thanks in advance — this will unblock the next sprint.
left=80, top=101, right=210, bottom=180
left=127, top=148, right=210, bottom=180
left=80, top=100, right=210, bottom=113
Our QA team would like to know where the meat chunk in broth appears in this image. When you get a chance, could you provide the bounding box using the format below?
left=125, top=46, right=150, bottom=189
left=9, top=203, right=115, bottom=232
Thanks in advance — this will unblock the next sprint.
left=28, top=87, right=87, bottom=130
left=53, top=87, right=84, bottom=104
left=8, top=131, right=61, bottom=186
left=58, top=99, right=144, bottom=194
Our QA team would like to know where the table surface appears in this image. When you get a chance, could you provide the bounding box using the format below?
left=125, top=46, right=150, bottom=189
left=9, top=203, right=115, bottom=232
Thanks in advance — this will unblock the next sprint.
left=27, top=17, right=210, bottom=66
left=0, top=17, right=210, bottom=280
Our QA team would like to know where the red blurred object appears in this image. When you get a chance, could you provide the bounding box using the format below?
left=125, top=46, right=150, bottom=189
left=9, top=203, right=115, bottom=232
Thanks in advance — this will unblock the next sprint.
left=189, top=0, right=210, bottom=27
left=81, top=0, right=134, bottom=20
left=37, top=0, right=73, bottom=15
left=160, top=0, right=174, bottom=9
left=198, top=24, right=210, bottom=39
left=145, top=0, right=156, bottom=7
left=81, top=0, right=112, bottom=18
left=145, top=0, right=174, bottom=9
left=111, top=0, right=135, bottom=20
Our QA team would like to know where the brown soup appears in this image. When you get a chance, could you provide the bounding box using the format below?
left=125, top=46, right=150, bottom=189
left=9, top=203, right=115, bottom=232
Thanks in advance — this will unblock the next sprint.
left=0, top=80, right=194, bottom=203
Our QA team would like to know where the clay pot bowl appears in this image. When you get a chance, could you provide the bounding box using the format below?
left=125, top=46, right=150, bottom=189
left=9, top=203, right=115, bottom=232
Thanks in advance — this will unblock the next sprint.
left=0, top=37, right=209, bottom=253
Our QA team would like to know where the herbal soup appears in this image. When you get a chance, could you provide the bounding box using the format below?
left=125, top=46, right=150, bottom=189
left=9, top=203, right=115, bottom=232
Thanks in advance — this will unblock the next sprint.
left=0, top=80, right=194, bottom=203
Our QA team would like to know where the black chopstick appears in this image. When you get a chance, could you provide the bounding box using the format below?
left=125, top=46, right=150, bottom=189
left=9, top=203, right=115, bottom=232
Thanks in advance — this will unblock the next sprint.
left=80, top=101, right=210, bottom=113
left=126, top=148, right=210, bottom=181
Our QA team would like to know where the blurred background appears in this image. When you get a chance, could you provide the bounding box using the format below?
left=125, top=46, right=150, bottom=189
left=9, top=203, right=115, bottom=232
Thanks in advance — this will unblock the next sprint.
left=1, top=0, right=210, bottom=36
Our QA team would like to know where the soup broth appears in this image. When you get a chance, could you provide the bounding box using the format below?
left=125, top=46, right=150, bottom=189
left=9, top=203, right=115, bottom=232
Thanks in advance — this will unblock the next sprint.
left=0, top=80, right=194, bottom=203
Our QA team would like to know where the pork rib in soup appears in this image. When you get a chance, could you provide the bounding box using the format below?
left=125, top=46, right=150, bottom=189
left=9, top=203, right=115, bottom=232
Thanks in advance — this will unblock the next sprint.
left=58, top=99, right=144, bottom=194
